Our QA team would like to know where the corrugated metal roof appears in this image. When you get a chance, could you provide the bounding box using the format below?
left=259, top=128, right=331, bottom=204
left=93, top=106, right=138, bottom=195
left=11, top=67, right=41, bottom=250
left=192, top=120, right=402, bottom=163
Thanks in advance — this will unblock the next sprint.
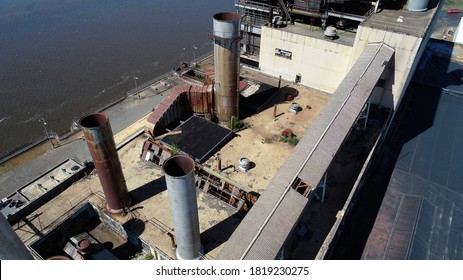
left=362, top=84, right=463, bottom=259
left=217, top=43, right=394, bottom=260
left=299, top=43, right=394, bottom=188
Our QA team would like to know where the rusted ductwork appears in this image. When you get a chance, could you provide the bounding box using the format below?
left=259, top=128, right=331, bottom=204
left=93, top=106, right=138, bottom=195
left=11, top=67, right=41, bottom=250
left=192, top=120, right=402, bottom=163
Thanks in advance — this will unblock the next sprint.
left=80, top=113, right=130, bottom=213
left=212, top=12, right=241, bottom=124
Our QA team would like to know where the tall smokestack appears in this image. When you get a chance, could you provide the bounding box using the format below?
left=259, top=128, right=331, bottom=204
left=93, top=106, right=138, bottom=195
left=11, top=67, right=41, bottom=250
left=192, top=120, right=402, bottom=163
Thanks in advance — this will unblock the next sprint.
left=212, top=12, right=241, bottom=124
left=80, top=113, right=130, bottom=213
left=163, top=155, right=202, bottom=260
left=0, top=214, right=34, bottom=259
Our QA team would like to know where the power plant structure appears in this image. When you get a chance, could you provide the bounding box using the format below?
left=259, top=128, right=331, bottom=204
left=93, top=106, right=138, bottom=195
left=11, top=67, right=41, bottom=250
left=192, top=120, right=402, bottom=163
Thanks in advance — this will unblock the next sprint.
left=80, top=113, right=130, bottom=213
left=163, top=155, right=203, bottom=260
left=212, top=12, right=242, bottom=124
left=3, top=0, right=460, bottom=261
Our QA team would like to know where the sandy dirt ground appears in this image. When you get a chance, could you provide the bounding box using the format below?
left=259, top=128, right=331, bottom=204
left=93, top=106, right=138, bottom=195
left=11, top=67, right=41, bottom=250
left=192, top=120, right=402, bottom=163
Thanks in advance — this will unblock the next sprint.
left=205, top=67, right=330, bottom=193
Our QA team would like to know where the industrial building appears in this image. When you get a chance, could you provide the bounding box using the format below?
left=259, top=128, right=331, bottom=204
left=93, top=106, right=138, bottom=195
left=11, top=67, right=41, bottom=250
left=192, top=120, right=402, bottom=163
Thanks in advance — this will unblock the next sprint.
left=1, top=0, right=454, bottom=260
left=330, top=40, right=463, bottom=260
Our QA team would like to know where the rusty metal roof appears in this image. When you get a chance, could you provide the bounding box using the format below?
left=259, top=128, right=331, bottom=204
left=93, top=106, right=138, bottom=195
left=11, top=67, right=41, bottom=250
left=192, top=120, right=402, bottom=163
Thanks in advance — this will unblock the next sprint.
left=217, top=43, right=394, bottom=260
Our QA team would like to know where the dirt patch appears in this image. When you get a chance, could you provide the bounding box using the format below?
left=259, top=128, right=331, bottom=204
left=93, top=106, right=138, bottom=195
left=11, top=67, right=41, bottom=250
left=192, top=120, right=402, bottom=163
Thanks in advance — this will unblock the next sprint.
left=205, top=69, right=330, bottom=193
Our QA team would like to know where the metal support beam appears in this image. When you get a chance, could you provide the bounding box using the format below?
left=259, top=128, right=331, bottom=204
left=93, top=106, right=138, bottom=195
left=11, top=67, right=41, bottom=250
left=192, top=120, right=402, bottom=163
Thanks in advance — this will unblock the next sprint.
left=278, top=0, right=292, bottom=23
left=321, top=172, right=327, bottom=203
left=358, top=100, right=371, bottom=131
left=374, top=0, right=381, bottom=14
left=313, top=172, right=327, bottom=203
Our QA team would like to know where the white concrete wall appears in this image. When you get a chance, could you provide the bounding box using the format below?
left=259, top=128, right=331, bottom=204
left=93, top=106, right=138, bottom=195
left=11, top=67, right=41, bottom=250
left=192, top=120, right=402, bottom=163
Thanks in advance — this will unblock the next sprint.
left=259, top=26, right=353, bottom=93
left=350, top=27, right=423, bottom=109
left=369, top=63, right=395, bottom=108
left=454, top=17, right=463, bottom=44
left=258, top=23, right=431, bottom=109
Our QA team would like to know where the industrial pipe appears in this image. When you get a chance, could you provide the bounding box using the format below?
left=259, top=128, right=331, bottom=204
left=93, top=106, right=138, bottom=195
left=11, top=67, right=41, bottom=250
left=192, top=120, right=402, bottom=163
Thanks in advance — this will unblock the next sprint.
left=212, top=12, right=241, bottom=123
left=0, top=214, right=34, bottom=259
left=290, top=8, right=327, bottom=19
left=80, top=113, right=130, bottom=213
left=163, top=155, right=203, bottom=260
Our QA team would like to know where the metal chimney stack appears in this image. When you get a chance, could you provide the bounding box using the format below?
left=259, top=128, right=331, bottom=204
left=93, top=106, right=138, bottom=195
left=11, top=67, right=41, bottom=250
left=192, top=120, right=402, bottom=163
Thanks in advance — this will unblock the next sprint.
left=80, top=113, right=130, bottom=213
left=212, top=12, right=241, bottom=124
left=0, top=214, right=34, bottom=259
left=163, top=155, right=203, bottom=260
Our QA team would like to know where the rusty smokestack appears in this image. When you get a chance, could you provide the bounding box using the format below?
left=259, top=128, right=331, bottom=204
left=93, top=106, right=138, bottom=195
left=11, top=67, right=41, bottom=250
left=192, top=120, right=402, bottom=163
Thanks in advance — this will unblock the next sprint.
left=212, top=12, right=241, bottom=124
left=163, top=155, right=203, bottom=260
left=80, top=113, right=130, bottom=213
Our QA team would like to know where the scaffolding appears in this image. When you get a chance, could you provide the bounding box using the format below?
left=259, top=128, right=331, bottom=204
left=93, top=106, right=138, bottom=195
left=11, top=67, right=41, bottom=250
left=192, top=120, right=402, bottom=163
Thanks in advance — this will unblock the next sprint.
left=235, top=1, right=279, bottom=58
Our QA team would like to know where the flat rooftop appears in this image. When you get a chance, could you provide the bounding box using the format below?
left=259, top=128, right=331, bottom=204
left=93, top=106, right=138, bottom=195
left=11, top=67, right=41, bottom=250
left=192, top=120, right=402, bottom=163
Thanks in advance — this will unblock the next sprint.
left=204, top=70, right=329, bottom=193
left=14, top=135, right=240, bottom=259
left=276, top=22, right=357, bottom=47
left=362, top=7, right=438, bottom=38
left=12, top=66, right=330, bottom=260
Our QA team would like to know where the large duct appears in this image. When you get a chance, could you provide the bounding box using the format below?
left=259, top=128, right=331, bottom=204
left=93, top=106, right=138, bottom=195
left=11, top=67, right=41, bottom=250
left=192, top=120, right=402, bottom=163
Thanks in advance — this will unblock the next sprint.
left=212, top=12, right=241, bottom=123
left=163, top=155, right=202, bottom=260
left=405, top=0, right=429, bottom=11
left=80, top=113, right=130, bottom=213
left=0, top=214, right=34, bottom=259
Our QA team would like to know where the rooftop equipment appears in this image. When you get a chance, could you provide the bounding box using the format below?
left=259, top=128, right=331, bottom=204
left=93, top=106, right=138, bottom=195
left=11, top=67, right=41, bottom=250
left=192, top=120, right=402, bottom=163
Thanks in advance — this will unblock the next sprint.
left=324, top=26, right=337, bottom=39
left=79, top=113, right=130, bottom=213
left=163, top=155, right=203, bottom=260
left=405, top=0, right=429, bottom=11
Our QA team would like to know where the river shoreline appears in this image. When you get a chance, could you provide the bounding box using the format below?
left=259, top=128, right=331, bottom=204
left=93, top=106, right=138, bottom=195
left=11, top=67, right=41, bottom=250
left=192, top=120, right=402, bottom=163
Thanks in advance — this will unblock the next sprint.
left=0, top=51, right=213, bottom=165
left=0, top=53, right=213, bottom=198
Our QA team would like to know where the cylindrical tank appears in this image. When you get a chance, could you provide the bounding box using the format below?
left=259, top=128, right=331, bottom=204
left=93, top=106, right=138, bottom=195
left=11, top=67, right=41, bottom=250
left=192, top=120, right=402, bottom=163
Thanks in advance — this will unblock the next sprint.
left=80, top=113, right=130, bottom=213
left=213, top=12, right=241, bottom=124
left=405, top=0, right=429, bottom=12
left=0, top=214, right=34, bottom=259
left=163, top=155, right=202, bottom=260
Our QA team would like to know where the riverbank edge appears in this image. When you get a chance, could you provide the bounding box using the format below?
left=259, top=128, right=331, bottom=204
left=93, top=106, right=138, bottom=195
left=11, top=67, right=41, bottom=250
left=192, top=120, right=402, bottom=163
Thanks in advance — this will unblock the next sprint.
left=0, top=51, right=213, bottom=165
